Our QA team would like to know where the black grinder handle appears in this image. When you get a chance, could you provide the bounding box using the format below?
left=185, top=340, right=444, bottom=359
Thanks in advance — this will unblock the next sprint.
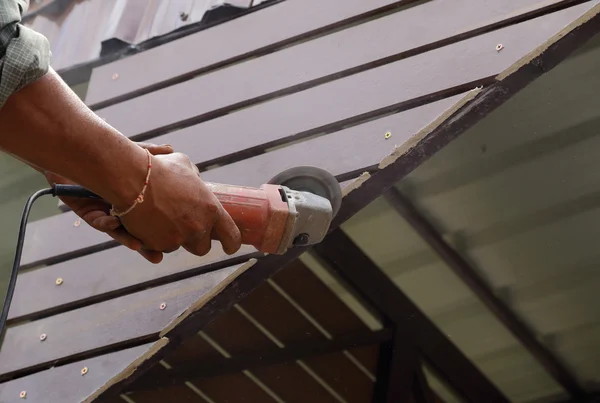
left=52, top=184, right=102, bottom=199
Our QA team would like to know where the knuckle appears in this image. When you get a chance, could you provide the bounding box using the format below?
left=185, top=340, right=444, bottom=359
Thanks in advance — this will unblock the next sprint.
left=205, top=201, right=219, bottom=215
left=183, top=222, right=200, bottom=236
left=179, top=216, right=203, bottom=235
left=173, top=152, right=192, bottom=164
left=179, top=211, right=199, bottom=230
left=194, top=231, right=210, bottom=245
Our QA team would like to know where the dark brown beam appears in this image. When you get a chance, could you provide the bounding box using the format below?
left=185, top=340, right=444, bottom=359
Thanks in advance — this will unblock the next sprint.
left=559, top=391, right=600, bottom=402
left=128, top=328, right=391, bottom=391
left=314, top=229, right=509, bottom=403
left=373, top=327, right=419, bottom=402
left=384, top=187, right=585, bottom=399
left=412, top=361, right=436, bottom=403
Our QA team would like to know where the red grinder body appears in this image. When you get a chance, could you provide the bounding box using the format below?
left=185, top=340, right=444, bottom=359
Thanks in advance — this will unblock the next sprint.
left=205, top=165, right=342, bottom=255
left=206, top=183, right=296, bottom=255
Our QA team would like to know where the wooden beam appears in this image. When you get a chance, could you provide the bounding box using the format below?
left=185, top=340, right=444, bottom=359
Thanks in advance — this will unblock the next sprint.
left=413, top=362, right=437, bottom=403
left=373, top=327, right=419, bottom=403
left=384, top=187, right=586, bottom=398
left=128, top=329, right=391, bottom=391
left=314, top=229, right=509, bottom=402
left=559, top=391, right=600, bottom=402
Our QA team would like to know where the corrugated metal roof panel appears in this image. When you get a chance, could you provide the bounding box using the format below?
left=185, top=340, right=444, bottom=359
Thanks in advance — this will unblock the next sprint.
left=24, top=0, right=255, bottom=71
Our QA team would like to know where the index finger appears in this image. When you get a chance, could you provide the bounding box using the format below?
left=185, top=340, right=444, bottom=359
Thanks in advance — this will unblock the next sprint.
left=212, top=207, right=242, bottom=255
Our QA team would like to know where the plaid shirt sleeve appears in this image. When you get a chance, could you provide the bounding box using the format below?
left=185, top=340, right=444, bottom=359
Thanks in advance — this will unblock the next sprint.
left=0, top=0, right=51, bottom=109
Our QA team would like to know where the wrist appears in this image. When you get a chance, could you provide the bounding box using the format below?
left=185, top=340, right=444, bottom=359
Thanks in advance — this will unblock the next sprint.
left=104, top=143, right=152, bottom=212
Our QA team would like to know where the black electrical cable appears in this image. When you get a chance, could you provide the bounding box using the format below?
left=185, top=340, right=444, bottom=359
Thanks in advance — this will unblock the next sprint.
left=0, top=188, right=53, bottom=343
left=0, top=185, right=100, bottom=345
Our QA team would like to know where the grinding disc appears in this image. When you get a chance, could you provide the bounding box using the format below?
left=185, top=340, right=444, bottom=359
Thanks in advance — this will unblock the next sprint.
left=268, top=166, right=342, bottom=218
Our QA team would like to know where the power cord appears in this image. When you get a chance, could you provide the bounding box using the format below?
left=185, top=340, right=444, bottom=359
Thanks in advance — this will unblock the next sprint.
left=0, top=185, right=100, bottom=345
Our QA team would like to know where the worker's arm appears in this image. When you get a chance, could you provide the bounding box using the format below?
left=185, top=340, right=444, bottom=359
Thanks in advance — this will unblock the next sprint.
left=0, top=1, right=241, bottom=260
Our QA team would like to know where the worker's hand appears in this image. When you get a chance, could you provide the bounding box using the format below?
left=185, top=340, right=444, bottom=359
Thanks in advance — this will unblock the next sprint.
left=116, top=152, right=242, bottom=258
left=45, top=142, right=173, bottom=264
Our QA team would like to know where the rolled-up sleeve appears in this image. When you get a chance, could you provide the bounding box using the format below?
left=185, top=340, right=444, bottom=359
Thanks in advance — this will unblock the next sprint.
left=0, top=0, right=51, bottom=108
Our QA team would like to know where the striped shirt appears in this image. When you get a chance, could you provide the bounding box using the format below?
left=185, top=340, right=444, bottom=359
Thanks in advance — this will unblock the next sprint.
left=0, top=0, right=50, bottom=108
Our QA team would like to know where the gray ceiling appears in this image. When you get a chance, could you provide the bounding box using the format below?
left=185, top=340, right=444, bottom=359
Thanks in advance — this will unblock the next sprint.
left=333, top=31, right=600, bottom=403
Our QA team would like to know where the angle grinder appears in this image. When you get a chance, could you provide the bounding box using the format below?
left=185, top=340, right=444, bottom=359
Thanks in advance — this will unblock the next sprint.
left=53, top=166, right=342, bottom=254
left=0, top=166, right=342, bottom=344
left=205, top=166, right=341, bottom=254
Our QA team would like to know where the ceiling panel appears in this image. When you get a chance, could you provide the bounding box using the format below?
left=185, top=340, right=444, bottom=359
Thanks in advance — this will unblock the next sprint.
left=339, top=28, right=600, bottom=403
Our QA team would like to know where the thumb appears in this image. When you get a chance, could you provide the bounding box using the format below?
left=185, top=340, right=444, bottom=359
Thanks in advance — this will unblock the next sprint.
left=137, top=142, right=173, bottom=155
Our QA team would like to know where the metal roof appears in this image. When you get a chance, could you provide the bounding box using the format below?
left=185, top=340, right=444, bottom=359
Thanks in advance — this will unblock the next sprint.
left=23, top=0, right=256, bottom=71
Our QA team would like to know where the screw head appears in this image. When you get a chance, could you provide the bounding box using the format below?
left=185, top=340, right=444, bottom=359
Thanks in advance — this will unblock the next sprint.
left=384, top=131, right=392, bottom=139
left=55, top=278, right=63, bottom=286
left=81, top=366, right=88, bottom=375
left=496, top=43, right=503, bottom=52
left=40, top=333, right=47, bottom=341
left=293, top=233, right=310, bottom=246
left=73, top=219, right=81, bottom=227
left=159, top=302, right=167, bottom=310
left=20, top=391, right=26, bottom=398
left=112, top=73, right=119, bottom=80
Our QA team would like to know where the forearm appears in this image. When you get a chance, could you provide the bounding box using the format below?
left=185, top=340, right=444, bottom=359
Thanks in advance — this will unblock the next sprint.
left=0, top=68, right=148, bottom=210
